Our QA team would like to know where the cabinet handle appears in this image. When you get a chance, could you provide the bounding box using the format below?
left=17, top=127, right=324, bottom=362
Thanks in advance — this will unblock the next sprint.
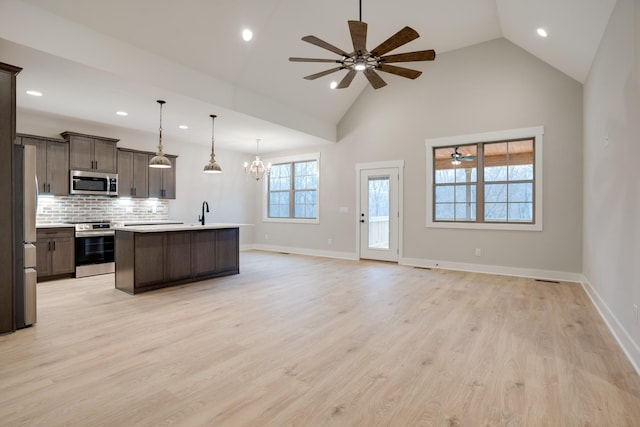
left=47, top=183, right=51, bottom=193
left=48, top=241, right=51, bottom=251
left=52, top=241, right=56, bottom=251
left=132, top=188, right=136, bottom=196
left=95, top=160, right=98, bottom=170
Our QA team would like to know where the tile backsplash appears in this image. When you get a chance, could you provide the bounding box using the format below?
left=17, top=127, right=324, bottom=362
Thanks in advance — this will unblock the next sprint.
left=36, top=196, right=170, bottom=224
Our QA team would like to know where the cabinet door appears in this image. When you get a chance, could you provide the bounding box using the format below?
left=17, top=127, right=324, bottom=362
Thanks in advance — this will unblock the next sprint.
left=215, top=229, right=240, bottom=272
left=132, top=152, right=149, bottom=198
left=35, top=239, right=51, bottom=277
left=134, top=233, right=165, bottom=287
left=148, top=156, right=176, bottom=199
left=51, top=236, right=75, bottom=275
left=191, top=230, right=217, bottom=276
left=32, top=139, right=49, bottom=194
left=69, top=136, right=94, bottom=171
left=147, top=155, right=162, bottom=198
left=162, top=157, right=177, bottom=199
left=47, top=141, right=69, bottom=196
left=165, top=232, right=191, bottom=281
left=93, top=139, right=117, bottom=173
left=117, top=150, right=134, bottom=197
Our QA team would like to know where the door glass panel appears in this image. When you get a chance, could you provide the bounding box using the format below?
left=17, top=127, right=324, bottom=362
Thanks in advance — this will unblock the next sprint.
left=368, top=177, right=390, bottom=249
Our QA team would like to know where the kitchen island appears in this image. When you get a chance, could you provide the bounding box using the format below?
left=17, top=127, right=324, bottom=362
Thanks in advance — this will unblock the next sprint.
left=115, top=224, right=240, bottom=294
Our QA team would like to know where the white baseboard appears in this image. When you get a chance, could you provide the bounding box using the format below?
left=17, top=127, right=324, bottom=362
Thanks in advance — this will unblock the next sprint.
left=242, top=244, right=358, bottom=261
left=580, top=275, right=640, bottom=375
left=400, top=257, right=583, bottom=283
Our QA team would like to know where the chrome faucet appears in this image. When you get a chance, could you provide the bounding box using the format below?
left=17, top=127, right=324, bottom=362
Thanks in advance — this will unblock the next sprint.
left=199, top=201, right=209, bottom=225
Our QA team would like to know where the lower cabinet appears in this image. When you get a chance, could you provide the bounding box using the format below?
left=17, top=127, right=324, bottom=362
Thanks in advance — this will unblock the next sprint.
left=116, top=228, right=239, bottom=294
left=36, top=228, right=75, bottom=280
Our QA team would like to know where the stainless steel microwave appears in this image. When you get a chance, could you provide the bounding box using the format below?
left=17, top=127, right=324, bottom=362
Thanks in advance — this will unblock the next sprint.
left=70, top=170, right=118, bottom=196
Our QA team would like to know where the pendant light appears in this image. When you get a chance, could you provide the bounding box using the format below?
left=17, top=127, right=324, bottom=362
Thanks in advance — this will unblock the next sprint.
left=203, top=114, right=222, bottom=174
left=244, top=139, right=271, bottom=181
left=149, top=100, right=172, bottom=168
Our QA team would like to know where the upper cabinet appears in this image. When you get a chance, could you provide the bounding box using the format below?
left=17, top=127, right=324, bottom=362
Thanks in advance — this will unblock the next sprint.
left=148, top=155, right=177, bottom=199
left=61, top=131, right=118, bottom=173
left=118, top=149, right=149, bottom=198
left=19, top=134, right=69, bottom=196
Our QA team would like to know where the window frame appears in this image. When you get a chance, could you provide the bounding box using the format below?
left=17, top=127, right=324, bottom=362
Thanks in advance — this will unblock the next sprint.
left=425, top=126, right=543, bottom=231
left=262, top=152, right=320, bottom=224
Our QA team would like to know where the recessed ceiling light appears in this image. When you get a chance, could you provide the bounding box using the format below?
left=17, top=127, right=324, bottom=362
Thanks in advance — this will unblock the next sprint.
left=242, top=29, right=253, bottom=41
left=179, top=125, right=189, bottom=130
left=26, top=90, right=42, bottom=97
left=537, top=28, right=548, bottom=38
left=116, top=111, right=128, bottom=116
left=330, top=81, right=338, bottom=89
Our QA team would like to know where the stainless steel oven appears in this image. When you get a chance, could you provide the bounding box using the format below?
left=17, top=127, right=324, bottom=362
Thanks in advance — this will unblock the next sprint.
left=73, top=222, right=115, bottom=278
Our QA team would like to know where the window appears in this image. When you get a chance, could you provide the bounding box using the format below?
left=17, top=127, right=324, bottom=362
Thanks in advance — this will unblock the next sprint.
left=264, top=153, right=320, bottom=223
left=426, top=127, right=543, bottom=231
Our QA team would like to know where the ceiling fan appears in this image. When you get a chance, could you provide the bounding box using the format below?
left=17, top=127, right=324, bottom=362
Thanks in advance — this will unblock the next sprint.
left=451, top=147, right=476, bottom=165
left=289, top=0, right=436, bottom=90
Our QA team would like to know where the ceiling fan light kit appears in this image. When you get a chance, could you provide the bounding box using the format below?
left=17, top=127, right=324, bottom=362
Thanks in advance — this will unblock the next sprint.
left=289, top=0, right=436, bottom=90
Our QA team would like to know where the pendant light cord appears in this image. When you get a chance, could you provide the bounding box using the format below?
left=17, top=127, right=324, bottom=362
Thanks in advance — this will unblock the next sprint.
left=157, top=100, right=165, bottom=153
left=359, top=0, right=362, bottom=21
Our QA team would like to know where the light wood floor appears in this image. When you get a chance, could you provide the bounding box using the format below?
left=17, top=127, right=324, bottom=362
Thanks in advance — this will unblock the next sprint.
left=1, top=251, right=640, bottom=426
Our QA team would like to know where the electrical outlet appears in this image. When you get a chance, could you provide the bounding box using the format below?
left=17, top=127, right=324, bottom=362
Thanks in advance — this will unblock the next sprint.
left=264, top=234, right=268, bottom=240
left=475, top=248, right=481, bottom=257
left=328, top=238, right=332, bottom=245
left=634, top=304, right=639, bottom=325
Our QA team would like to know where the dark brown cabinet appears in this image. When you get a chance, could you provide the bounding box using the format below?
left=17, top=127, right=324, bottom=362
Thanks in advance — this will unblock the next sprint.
left=19, top=135, right=69, bottom=196
left=166, top=232, right=192, bottom=281
left=116, top=227, right=239, bottom=294
left=62, top=131, right=118, bottom=173
left=1, top=62, right=21, bottom=334
left=148, top=155, right=177, bottom=199
left=36, top=227, right=75, bottom=280
left=117, top=149, right=149, bottom=198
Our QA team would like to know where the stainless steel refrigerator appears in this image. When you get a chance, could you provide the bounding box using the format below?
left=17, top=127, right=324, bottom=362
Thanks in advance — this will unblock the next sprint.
left=14, top=143, right=37, bottom=329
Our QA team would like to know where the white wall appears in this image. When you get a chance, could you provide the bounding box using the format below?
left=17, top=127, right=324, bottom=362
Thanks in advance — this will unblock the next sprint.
left=255, top=38, right=584, bottom=276
left=583, top=0, right=640, bottom=368
left=17, top=109, right=257, bottom=245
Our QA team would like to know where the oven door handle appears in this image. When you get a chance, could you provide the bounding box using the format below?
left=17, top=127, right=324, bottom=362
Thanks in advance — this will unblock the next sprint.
left=75, top=231, right=115, bottom=237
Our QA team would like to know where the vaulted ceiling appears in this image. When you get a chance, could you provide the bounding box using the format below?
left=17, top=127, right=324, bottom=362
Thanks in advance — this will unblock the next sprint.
left=0, top=0, right=616, bottom=153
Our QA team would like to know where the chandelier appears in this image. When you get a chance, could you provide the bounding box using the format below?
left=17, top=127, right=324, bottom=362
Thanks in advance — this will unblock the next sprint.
left=244, top=139, right=271, bottom=181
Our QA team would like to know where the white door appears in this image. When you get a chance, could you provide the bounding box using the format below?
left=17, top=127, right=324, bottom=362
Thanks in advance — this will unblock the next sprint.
left=359, top=168, right=399, bottom=262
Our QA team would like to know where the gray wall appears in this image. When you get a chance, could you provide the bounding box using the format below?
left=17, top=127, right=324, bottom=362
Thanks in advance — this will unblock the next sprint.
left=583, top=0, right=640, bottom=362
left=255, top=38, right=584, bottom=275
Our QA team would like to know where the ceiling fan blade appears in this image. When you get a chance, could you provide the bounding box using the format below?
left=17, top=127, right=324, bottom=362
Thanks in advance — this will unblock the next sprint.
left=302, top=35, right=350, bottom=57
left=348, top=20, right=368, bottom=54
left=303, top=67, right=344, bottom=80
left=461, top=156, right=477, bottom=161
left=380, top=50, right=436, bottom=63
left=377, top=64, right=422, bottom=79
left=289, top=57, right=343, bottom=63
left=363, top=69, right=387, bottom=89
left=336, top=69, right=357, bottom=89
left=370, top=26, right=419, bottom=57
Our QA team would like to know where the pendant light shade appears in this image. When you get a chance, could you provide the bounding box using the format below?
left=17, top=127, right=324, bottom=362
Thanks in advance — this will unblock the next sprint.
left=244, top=139, right=271, bottom=181
left=149, top=100, right=172, bottom=168
left=203, top=114, right=222, bottom=174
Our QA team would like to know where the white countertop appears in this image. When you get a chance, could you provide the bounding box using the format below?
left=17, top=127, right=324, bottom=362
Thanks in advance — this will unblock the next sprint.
left=111, top=220, right=184, bottom=227
left=115, top=223, right=247, bottom=233
left=36, top=223, right=75, bottom=229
